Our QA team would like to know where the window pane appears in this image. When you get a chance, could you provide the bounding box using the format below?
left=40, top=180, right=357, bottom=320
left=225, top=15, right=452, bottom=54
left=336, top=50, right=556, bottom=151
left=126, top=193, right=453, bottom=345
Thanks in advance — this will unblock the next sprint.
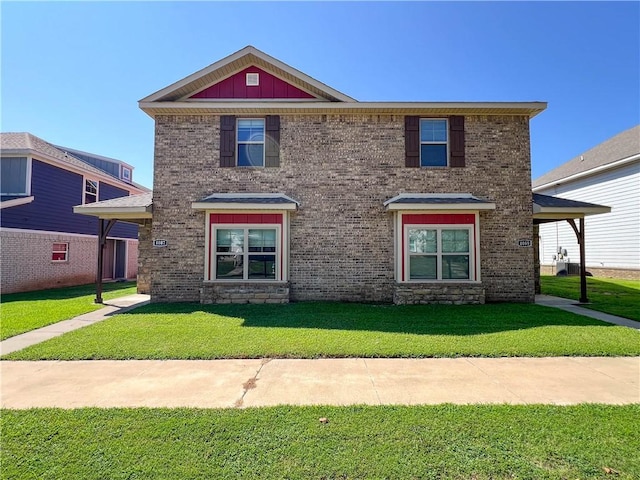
left=421, top=145, right=447, bottom=167
left=216, top=255, right=244, bottom=279
left=409, top=229, right=437, bottom=253
left=442, top=255, right=470, bottom=279
left=237, top=119, right=265, bottom=142
left=1, top=157, right=28, bottom=194
left=420, top=119, right=447, bottom=142
left=442, top=229, right=469, bottom=253
left=409, top=255, right=437, bottom=280
left=52, top=252, right=67, bottom=261
left=237, top=144, right=264, bottom=167
left=249, top=229, right=276, bottom=252
left=248, top=255, right=276, bottom=279
left=216, top=229, right=244, bottom=253
left=85, top=180, right=98, bottom=195
left=52, top=243, right=68, bottom=252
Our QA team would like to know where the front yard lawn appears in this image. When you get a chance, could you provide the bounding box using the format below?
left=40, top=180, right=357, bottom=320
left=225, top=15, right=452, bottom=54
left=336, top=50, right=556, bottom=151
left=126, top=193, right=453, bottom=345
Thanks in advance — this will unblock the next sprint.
left=0, top=282, right=137, bottom=341
left=5, top=302, right=639, bottom=360
left=541, top=276, right=640, bottom=321
left=2, top=405, right=638, bottom=479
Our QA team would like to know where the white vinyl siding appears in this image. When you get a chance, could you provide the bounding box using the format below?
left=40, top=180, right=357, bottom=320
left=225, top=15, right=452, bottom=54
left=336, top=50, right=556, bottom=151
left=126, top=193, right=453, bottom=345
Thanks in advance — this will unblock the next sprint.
left=537, top=161, right=640, bottom=270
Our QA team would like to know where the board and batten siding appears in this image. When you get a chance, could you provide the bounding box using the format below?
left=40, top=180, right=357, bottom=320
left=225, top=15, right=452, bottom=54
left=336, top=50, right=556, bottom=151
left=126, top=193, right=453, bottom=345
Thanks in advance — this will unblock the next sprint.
left=537, top=160, right=640, bottom=271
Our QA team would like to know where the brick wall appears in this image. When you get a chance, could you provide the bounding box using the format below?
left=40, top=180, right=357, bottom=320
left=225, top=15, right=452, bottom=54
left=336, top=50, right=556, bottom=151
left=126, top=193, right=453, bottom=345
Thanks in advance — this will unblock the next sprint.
left=151, top=114, right=534, bottom=303
left=1, top=229, right=140, bottom=294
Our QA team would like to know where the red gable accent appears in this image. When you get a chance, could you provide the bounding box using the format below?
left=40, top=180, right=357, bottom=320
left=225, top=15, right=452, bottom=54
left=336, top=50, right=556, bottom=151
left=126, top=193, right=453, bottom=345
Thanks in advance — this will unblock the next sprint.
left=190, top=66, right=315, bottom=99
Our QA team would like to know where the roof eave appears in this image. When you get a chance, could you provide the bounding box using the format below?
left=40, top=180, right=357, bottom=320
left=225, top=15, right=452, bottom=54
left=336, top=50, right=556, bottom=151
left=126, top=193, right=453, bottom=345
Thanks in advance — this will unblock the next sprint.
left=191, top=202, right=298, bottom=211
left=140, top=101, right=547, bottom=118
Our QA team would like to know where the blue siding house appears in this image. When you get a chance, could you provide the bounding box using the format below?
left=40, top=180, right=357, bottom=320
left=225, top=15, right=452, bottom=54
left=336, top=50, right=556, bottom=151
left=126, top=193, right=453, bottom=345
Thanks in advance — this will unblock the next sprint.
left=1, top=132, right=150, bottom=293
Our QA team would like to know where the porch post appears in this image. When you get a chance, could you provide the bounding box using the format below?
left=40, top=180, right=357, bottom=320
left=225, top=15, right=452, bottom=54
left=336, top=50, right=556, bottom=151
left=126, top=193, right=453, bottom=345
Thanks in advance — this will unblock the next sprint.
left=567, top=218, right=588, bottom=304
left=95, top=219, right=117, bottom=304
left=578, top=217, right=588, bottom=303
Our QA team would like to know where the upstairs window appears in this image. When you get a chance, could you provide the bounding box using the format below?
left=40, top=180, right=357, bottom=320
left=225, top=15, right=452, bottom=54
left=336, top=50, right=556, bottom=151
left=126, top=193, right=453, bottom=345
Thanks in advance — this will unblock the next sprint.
left=420, top=119, right=448, bottom=167
left=84, top=179, right=98, bottom=204
left=237, top=119, right=265, bottom=167
left=1, top=157, right=30, bottom=195
left=121, top=166, right=132, bottom=182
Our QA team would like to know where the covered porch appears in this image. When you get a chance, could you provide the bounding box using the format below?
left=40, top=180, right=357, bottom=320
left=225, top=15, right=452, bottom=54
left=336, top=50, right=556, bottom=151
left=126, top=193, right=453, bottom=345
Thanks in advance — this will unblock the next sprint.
left=532, top=193, right=611, bottom=303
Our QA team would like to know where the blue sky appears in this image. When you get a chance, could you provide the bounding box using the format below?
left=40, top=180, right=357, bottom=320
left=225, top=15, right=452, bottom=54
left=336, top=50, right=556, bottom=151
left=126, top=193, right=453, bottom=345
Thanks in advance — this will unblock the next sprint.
left=2, top=1, right=638, bottom=189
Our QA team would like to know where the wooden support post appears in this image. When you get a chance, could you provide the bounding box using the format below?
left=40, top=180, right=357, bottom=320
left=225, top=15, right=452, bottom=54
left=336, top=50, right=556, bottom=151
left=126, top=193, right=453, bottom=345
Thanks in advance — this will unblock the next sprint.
left=567, top=218, right=588, bottom=304
left=95, top=219, right=117, bottom=304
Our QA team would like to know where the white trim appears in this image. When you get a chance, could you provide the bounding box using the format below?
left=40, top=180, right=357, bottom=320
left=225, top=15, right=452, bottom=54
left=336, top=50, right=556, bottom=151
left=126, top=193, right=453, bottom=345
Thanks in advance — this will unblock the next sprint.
left=475, top=214, right=482, bottom=282
left=83, top=178, right=99, bottom=204
left=533, top=153, right=640, bottom=191
left=73, top=204, right=153, bottom=219
left=139, top=45, right=356, bottom=104
left=139, top=100, right=547, bottom=118
left=420, top=118, right=449, bottom=167
left=1, top=151, right=147, bottom=195
left=236, top=118, right=266, bottom=167
left=0, top=226, right=136, bottom=242
left=0, top=196, right=35, bottom=209
left=210, top=224, right=282, bottom=282
left=384, top=194, right=495, bottom=211
left=51, top=241, right=69, bottom=263
left=0, top=155, right=32, bottom=196
left=403, top=224, right=475, bottom=282
left=193, top=202, right=298, bottom=211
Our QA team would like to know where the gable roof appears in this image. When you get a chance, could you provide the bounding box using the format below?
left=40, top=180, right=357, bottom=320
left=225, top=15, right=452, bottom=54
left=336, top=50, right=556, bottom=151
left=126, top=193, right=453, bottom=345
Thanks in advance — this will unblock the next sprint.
left=139, top=45, right=356, bottom=104
left=1, top=132, right=149, bottom=192
left=533, top=125, right=640, bottom=189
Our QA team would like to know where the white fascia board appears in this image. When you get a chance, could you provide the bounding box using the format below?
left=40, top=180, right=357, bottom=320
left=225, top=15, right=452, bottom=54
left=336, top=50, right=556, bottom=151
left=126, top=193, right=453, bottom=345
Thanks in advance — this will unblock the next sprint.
left=533, top=153, right=640, bottom=192
left=139, top=101, right=547, bottom=117
left=384, top=193, right=475, bottom=206
left=0, top=196, right=35, bottom=209
left=2, top=150, right=146, bottom=194
left=192, top=202, right=298, bottom=211
left=532, top=205, right=611, bottom=217
left=73, top=205, right=153, bottom=218
left=140, top=46, right=356, bottom=104
left=386, top=203, right=496, bottom=211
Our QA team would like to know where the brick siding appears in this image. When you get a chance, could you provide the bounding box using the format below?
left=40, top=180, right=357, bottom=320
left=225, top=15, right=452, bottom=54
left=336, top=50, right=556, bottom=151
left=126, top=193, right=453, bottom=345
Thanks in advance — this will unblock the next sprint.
left=150, top=114, right=534, bottom=304
left=1, top=229, right=139, bottom=294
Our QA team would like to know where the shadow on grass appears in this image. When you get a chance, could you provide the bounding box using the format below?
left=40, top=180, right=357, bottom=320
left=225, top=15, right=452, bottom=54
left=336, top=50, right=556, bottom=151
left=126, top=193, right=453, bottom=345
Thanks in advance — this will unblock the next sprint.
left=1, top=282, right=136, bottom=303
left=122, top=301, right=613, bottom=336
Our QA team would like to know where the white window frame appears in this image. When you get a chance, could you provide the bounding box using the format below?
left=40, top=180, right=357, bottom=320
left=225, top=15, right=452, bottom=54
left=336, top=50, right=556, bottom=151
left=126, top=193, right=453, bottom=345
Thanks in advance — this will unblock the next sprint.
left=209, top=224, right=282, bottom=282
left=420, top=118, right=449, bottom=167
left=84, top=178, right=99, bottom=204
left=52, top=242, right=69, bottom=262
left=404, top=224, right=474, bottom=281
left=246, top=73, right=259, bottom=86
left=236, top=118, right=265, bottom=168
left=121, top=166, right=132, bottom=181
left=1, top=156, right=32, bottom=196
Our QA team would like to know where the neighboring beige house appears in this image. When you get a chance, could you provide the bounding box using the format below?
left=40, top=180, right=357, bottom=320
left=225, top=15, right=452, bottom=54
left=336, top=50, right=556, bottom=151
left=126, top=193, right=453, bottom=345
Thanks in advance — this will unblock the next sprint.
left=533, top=125, right=640, bottom=280
left=79, top=46, right=549, bottom=304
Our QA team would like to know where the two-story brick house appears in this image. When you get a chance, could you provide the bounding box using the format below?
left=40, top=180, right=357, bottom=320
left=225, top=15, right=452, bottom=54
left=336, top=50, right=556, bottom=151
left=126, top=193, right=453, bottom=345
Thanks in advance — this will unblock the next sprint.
left=135, top=46, right=546, bottom=304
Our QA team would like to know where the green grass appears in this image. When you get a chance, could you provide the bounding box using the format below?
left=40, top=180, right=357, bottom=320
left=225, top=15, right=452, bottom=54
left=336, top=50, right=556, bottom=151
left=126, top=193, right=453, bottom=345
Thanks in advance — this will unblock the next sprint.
left=5, top=302, right=639, bottom=360
left=2, top=405, right=638, bottom=479
left=0, top=282, right=137, bottom=340
left=541, top=276, right=640, bottom=321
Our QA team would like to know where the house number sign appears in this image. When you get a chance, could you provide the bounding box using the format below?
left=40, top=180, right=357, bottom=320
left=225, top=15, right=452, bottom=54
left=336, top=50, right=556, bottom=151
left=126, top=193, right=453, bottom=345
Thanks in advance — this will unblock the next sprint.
left=518, top=239, right=533, bottom=247
left=153, top=239, right=168, bottom=247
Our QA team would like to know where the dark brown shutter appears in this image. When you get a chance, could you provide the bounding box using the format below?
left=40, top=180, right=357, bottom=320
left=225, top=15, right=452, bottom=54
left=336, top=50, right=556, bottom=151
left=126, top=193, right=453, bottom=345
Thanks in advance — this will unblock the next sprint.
left=265, top=115, right=280, bottom=167
left=220, top=115, right=236, bottom=167
left=449, top=115, right=465, bottom=168
left=405, top=116, right=420, bottom=167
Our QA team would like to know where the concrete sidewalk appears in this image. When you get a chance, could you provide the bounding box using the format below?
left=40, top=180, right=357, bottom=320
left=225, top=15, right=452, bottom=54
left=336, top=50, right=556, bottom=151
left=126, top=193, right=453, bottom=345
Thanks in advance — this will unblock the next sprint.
left=1, top=357, right=638, bottom=409
left=535, top=295, right=640, bottom=329
left=0, top=294, right=151, bottom=356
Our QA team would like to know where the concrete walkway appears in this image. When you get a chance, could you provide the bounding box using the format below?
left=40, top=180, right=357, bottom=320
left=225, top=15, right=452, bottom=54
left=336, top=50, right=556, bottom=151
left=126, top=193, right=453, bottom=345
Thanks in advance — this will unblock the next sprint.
left=1, top=293, right=638, bottom=409
left=2, top=357, right=638, bottom=408
left=0, top=294, right=151, bottom=356
left=535, top=294, right=640, bottom=329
